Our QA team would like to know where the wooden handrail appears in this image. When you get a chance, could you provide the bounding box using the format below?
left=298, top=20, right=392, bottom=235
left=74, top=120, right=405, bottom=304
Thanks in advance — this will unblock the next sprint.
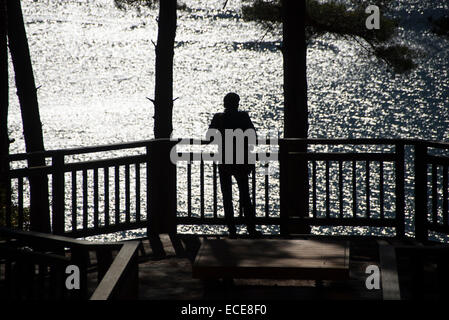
left=5, top=138, right=449, bottom=162
left=0, top=227, right=122, bottom=250
left=90, top=241, right=141, bottom=300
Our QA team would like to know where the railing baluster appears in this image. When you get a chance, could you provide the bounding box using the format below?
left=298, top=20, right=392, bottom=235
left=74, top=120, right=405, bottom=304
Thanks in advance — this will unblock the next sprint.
left=82, top=169, right=88, bottom=230
left=380, top=161, right=384, bottom=219
left=252, top=166, right=256, bottom=213
left=443, top=165, right=448, bottom=226
left=213, top=162, right=217, bottom=219
left=325, top=160, right=330, bottom=218
left=71, top=170, right=77, bottom=231
left=312, top=160, right=317, bottom=218
left=339, top=160, right=343, bottom=219
left=18, top=177, right=24, bottom=229
left=414, top=144, right=428, bottom=242
left=146, top=146, right=150, bottom=224
left=135, top=163, right=141, bottom=222
left=187, top=163, right=192, bottom=218
left=125, top=164, right=130, bottom=224
left=115, top=165, right=120, bottom=225
left=352, top=161, right=357, bottom=218
left=93, top=168, right=99, bottom=229
left=366, top=161, right=370, bottom=218
left=432, top=164, right=438, bottom=224
left=104, top=167, right=109, bottom=227
left=200, top=160, right=204, bottom=219
left=265, top=165, right=269, bottom=218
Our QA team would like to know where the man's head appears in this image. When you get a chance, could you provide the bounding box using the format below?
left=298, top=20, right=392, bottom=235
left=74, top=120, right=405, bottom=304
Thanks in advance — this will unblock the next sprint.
left=224, top=92, right=240, bottom=110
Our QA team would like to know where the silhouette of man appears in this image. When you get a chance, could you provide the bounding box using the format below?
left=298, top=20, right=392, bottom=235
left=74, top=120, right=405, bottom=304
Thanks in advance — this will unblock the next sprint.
left=209, top=93, right=260, bottom=238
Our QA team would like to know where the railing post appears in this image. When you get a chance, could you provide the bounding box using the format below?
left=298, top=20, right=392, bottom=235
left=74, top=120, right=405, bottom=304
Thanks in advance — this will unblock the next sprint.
left=146, top=139, right=178, bottom=243
left=279, top=139, right=310, bottom=236
left=52, top=154, right=65, bottom=235
left=0, top=155, right=12, bottom=228
left=395, top=143, right=405, bottom=238
left=414, top=143, right=428, bottom=242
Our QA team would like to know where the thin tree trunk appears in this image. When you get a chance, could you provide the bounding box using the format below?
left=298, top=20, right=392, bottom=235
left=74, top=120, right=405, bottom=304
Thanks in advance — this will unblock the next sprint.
left=153, top=0, right=177, bottom=139
left=282, top=0, right=308, bottom=138
left=281, top=0, right=310, bottom=233
left=0, top=0, right=11, bottom=227
left=7, top=0, right=50, bottom=232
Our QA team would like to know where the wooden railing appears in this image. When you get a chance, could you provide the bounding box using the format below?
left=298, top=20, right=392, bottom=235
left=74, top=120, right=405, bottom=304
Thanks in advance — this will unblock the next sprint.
left=414, top=141, right=449, bottom=241
left=0, top=227, right=140, bottom=300
left=280, top=139, right=405, bottom=236
left=6, top=140, right=153, bottom=237
left=2, top=138, right=449, bottom=242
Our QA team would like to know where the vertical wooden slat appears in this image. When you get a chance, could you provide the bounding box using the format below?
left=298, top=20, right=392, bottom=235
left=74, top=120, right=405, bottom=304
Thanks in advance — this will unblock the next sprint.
left=379, top=161, right=384, bottom=219
left=366, top=161, right=370, bottom=218
left=312, top=160, right=317, bottom=218
left=82, top=169, right=88, bottom=230
left=115, top=165, right=120, bottom=224
left=339, top=160, right=343, bottom=219
left=325, top=160, right=330, bottom=218
left=93, top=168, right=99, bottom=229
left=187, top=162, right=192, bottom=218
left=213, top=162, right=217, bottom=219
left=71, top=170, right=77, bottom=231
left=125, top=164, right=130, bottom=224
left=104, top=167, right=109, bottom=227
left=443, top=165, right=448, bottom=226
left=432, top=164, right=438, bottom=224
left=252, top=166, right=256, bottom=211
left=146, top=145, right=150, bottom=223
left=135, top=163, right=141, bottom=222
left=200, top=160, right=204, bottom=219
left=414, top=144, right=428, bottom=242
left=265, top=167, right=269, bottom=218
left=352, top=161, right=357, bottom=218
left=18, top=177, right=24, bottom=229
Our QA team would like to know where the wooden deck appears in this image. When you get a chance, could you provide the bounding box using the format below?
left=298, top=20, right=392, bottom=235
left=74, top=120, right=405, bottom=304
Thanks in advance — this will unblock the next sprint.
left=131, top=235, right=382, bottom=300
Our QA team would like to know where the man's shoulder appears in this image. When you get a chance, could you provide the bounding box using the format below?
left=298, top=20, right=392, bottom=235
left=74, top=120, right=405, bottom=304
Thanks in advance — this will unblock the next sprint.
left=213, top=112, right=224, bottom=117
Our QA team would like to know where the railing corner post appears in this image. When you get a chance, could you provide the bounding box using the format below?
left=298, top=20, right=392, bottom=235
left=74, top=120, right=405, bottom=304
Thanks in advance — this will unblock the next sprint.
left=395, top=143, right=405, bottom=238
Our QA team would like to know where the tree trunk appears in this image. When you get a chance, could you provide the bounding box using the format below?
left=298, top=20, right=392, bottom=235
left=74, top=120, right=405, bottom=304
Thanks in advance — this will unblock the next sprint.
left=153, top=0, right=177, bottom=139
left=0, top=0, right=11, bottom=227
left=282, top=0, right=308, bottom=138
left=281, top=0, right=310, bottom=234
left=7, top=0, right=50, bottom=232
left=147, top=0, right=179, bottom=256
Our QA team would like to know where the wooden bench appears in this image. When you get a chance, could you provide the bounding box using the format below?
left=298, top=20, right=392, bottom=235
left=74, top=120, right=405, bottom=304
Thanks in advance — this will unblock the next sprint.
left=193, top=239, right=350, bottom=282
